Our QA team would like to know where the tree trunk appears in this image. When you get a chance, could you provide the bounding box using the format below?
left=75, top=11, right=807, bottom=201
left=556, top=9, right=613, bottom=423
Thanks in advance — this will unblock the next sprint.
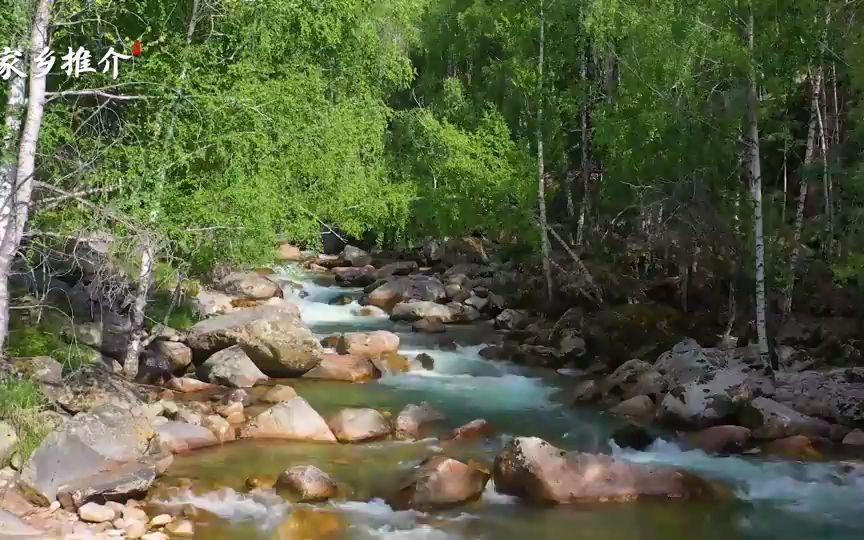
left=743, top=9, right=772, bottom=371
left=576, top=45, right=591, bottom=246
left=0, top=0, right=53, bottom=352
left=537, top=0, right=553, bottom=303
left=816, top=78, right=832, bottom=259
left=123, top=239, right=153, bottom=379
left=782, top=68, right=822, bottom=320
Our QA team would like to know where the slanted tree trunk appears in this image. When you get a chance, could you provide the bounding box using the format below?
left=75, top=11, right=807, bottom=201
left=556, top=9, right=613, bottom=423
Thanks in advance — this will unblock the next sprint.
left=782, top=68, right=822, bottom=320
left=743, top=8, right=772, bottom=371
left=576, top=45, right=591, bottom=246
left=0, top=0, right=53, bottom=352
left=536, top=0, right=553, bottom=304
left=816, top=78, right=832, bottom=259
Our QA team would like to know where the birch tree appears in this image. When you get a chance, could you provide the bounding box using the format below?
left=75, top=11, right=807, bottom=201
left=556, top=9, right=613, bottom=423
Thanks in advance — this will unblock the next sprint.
left=536, top=0, right=554, bottom=303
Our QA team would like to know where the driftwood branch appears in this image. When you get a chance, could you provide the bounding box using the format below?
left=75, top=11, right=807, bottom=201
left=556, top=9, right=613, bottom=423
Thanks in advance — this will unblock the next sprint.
left=546, top=225, right=604, bottom=304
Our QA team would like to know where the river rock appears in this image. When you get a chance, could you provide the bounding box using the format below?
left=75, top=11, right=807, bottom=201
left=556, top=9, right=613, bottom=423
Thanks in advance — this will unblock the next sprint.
left=773, top=368, right=864, bottom=427
left=342, top=245, right=372, bottom=267
left=19, top=405, right=155, bottom=505
left=78, top=502, right=115, bottom=523
left=413, top=317, right=446, bottom=334
left=366, top=276, right=446, bottom=311
left=654, top=339, right=774, bottom=428
left=197, top=345, right=269, bottom=388
left=603, top=359, right=665, bottom=400
left=202, top=415, right=235, bottom=443
left=842, top=429, right=864, bottom=446
left=218, top=272, right=280, bottom=300
left=43, top=364, right=145, bottom=414
left=682, top=425, right=752, bottom=454
left=336, top=331, right=400, bottom=357
left=371, top=352, right=411, bottom=375
left=572, top=380, right=601, bottom=403
left=396, top=456, right=488, bottom=509
left=445, top=302, right=482, bottom=324
left=395, top=403, right=445, bottom=440
left=187, top=300, right=323, bottom=376
left=352, top=305, right=387, bottom=318
left=391, top=301, right=452, bottom=322
left=494, top=309, right=528, bottom=330
left=156, top=421, right=219, bottom=454
left=261, top=385, right=298, bottom=403
left=0, top=509, right=46, bottom=538
left=0, top=421, right=18, bottom=467
left=166, top=377, right=216, bottom=393
left=493, top=437, right=719, bottom=504
left=610, top=395, right=655, bottom=418
left=414, top=353, right=435, bottom=371
left=762, top=435, right=820, bottom=459
left=332, top=265, right=377, bottom=287
left=11, top=356, right=63, bottom=385
left=239, top=398, right=336, bottom=442
left=303, top=354, right=378, bottom=382
left=448, top=419, right=493, bottom=440
left=328, top=409, right=391, bottom=443
left=375, top=261, right=418, bottom=279
left=737, top=396, right=830, bottom=440
left=276, top=465, right=337, bottom=502
left=147, top=341, right=192, bottom=373
left=193, top=288, right=236, bottom=317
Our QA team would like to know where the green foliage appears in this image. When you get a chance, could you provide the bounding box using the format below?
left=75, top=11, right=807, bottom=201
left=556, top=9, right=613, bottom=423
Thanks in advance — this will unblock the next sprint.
left=0, top=377, right=49, bottom=462
left=7, top=318, right=92, bottom=373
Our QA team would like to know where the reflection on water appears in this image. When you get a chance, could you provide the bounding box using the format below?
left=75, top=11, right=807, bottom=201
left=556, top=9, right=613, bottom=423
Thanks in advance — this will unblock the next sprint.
left=156, top=266, right=864, bottom=540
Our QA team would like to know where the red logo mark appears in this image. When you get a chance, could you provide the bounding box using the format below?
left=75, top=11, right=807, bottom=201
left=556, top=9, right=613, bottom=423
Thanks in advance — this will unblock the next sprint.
left=132, top=40, right=142, bottom=57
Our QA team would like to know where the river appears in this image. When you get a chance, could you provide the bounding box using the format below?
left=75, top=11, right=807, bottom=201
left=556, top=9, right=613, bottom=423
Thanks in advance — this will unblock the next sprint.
left=149, top=265, right=864, bottom=539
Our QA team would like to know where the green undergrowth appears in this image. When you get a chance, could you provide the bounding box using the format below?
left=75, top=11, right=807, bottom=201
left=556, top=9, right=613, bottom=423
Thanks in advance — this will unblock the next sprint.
left=0, top=376, right=50, bottom=463
left=146, top=289, right=199, bottom=331
left=6, top=318, right=93, bottom=373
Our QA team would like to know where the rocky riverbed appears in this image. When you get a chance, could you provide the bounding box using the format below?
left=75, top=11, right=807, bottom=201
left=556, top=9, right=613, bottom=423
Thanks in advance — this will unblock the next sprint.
left=1, top=244, right=864, bottom=539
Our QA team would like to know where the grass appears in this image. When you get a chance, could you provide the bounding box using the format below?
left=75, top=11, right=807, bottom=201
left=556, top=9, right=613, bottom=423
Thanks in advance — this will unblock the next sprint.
left=6, top=320, right=93, bottom=374
left=146, top=289, right=199, bottom=331
left=0, top=377, right=50, bottom=463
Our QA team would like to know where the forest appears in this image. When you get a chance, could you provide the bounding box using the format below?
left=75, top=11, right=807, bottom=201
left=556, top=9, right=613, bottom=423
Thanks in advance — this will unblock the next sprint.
left=0, top=1, right=863, bottom=539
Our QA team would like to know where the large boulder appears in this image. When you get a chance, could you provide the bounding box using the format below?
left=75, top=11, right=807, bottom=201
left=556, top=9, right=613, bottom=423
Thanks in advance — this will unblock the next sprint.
left=342, top=245, right=372, bottom=267
left=375, top=261, right=418, bottom=279
left=275, top=465, right=338, bottom=502
left=493, top=437, right=720, bottom=504
left=218, top=272, right=280, bottom=300
left=277, top=243, right=303, bottom=261
left=737, top=396, right=831, bottom=440
left=239, top=398, right=336, bottom=442
left=192, top=288, right=236, bottom=317
left=0, top=421, right=18, bottom=467
left=603, top=359, right=665, bottom=400
left=390, top=301, right=452, bottom=322
left=187, top=300, right=323, bottom=376
left=64, top=317, right=130, bottom=361
left=11, top=356, right=63, bottom=386
left=336, top=331, right=400, bottom=358
left=19, top=405, right=156, bottom=505
left=303, top=354, right=378, bottom=382
left=773, top=368, right=864, bottom=427
left=610, top=395, right=655, bottom=418
left=653, top=339, right=774, bottom=428
left=494, top=309, right=528, bottom=331
left=197, top=345, right=269, bottom=388
left=43, top=365, right=145, bottom=414
left=395, top=403, right=445, bottom=440
left=366, top=276, right=446, bottom=311
left=327, top=409, right=391, bottom=443
left=395, top=456, right=488, bottom=509
left=147, top=341, right=192, bottom=373
left=332, top=265, right=377, bottom=287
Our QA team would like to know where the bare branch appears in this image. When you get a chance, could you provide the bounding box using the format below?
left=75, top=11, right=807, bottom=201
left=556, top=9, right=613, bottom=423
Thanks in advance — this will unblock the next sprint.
left=45, top=90, right=151, bottom=102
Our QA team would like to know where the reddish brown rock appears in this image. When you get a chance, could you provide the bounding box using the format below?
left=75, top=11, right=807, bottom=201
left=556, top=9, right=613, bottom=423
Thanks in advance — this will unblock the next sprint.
left=395, top=403, right=445, bottom=440
left=762, top=435, right=821, bottom=460
left=396, top=456, right=488, bottom=509
left=303, top=354, right=378, bottom=382
left=448, top=419, right=494, bottom=441
left=336, top=331, right=400, bottom=358
left=327, top=408, right=391, bottom=443
left=682, top=425, right=752, bottom=454
left=275, top=465, right=338, bottom=502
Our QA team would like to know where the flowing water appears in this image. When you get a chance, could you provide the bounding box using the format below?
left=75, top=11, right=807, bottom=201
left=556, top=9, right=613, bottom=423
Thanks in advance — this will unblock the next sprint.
left=151, top=266, right=864, bottom=540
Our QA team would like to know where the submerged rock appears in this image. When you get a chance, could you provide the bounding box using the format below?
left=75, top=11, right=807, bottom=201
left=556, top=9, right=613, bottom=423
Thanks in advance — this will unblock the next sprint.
left=412, top=317, right=446, bottom=334
left=156, top=421, right=219, bottom=454
left=611, top=423, right=656, bottom=451
left=681, top=425, right=752, bottom=454
left=197, top=345, right=269, bottom=388
left=366, top=276, right=446, bottom=311
left=303, top=354, right=378, bottom=382
left=239, top=398, right=336, bottom=442
left=493, top=437, right=721, bottom=504
left=396, top=456, right=488, bottom=509
left=276, top=465, right=338, bottom=502
left=187, top=300, right=323, bottom=376
left=762, top=435, right=821, bottom=459
left=328, top=408, right=391, bottom=443
left=448, top=419, right=494, bottom=441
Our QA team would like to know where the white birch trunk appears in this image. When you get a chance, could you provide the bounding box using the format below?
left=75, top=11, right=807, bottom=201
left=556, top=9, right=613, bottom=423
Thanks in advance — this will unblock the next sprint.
left=815, top=80, right=832, bottom=259
left=576, top=45, right=590, bottom=246
left=0, top=0, right=53, bottom=352
left=537, top=0, right=553, bottom=303
left=782, top=68, right=821, bottom=319
left=744, top=9, right=771, bottom=371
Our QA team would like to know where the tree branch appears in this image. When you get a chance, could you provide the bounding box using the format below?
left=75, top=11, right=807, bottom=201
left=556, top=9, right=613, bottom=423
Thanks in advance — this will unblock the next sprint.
left=45, top=90, right=151, bottom=102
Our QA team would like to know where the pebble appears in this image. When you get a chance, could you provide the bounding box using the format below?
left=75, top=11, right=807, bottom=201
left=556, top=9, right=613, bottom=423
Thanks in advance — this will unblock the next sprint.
left=124, top=519, right=148, bottom=539
left=149, top=514, right=173, bottom=527
left=122, top=506, right=149, bottom=523
left=166, top=518, right=195, bottom=537
left=142, top=533, right=170, bottom=540
left=78, top=502, right=116, bottom=523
